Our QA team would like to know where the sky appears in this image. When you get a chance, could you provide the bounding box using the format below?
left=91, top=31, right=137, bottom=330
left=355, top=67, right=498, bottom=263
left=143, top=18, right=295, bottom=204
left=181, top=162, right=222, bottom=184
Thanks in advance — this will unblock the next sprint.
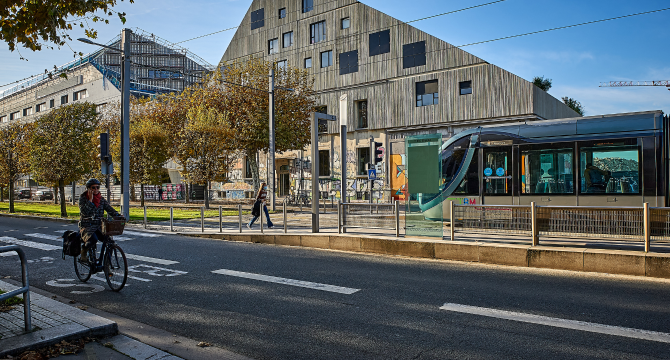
left=1, top=0, right=668, bottom=116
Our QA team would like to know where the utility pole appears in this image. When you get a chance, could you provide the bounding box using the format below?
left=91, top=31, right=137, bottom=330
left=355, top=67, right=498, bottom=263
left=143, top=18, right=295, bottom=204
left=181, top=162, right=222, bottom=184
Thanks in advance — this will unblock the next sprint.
left=268, top=68, right=276, bottom=211
left=339, top=94, right=348, bottom=203
left=312, top=112, right=337, bottom=232
left=120, top=28, right=131, bottom=219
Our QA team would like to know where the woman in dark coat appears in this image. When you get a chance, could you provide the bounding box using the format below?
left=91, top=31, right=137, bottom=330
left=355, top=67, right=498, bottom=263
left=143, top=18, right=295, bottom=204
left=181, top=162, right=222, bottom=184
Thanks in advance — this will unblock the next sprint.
left=247, top=182, right=274, bottom=229
left=78, top=178, right=122, bottom=262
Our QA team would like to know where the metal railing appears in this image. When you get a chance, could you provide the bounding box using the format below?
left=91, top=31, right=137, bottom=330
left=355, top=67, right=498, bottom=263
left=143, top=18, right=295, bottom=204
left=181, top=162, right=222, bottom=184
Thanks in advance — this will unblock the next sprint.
left=449, top=201, right=665, bottom=252
left=0, top=245, right=32, bottom=332
left=338, top=201, right=401, bottom=237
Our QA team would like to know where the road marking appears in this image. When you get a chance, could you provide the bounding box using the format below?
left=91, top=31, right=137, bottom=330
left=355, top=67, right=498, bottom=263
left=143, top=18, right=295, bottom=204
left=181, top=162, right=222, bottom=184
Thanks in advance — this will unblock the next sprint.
left=34, top=226, right=48, bottom=229
left=124, top=254, right=178, bottom=265
left=212, top=269, right=360, bottom=295
left=128, top=264, right=187, bottom=277
left=26, top=233, right=62, bottom=241
left=51, top=230, right=133, bottom=241
left=90, top=274, right=131, bottom=287
left=0, top=252, right=17, bottom=257
left=46, top=279, right=105, bottom=294
left=439, top=302, right=670, bottom=344
left=0, top=236, right=61, bottom=251
left=122, top=230, right=162, bottom=237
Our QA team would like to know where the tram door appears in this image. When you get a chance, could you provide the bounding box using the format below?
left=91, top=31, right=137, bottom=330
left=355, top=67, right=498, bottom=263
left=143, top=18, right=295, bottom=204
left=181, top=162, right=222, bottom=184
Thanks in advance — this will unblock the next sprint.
left=481, top=146, right=513, bottom=205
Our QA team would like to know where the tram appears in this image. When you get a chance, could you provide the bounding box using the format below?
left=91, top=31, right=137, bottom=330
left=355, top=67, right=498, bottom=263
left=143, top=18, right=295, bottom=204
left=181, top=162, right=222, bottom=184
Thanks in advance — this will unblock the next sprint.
left=420, top=110, right=669, bottom=219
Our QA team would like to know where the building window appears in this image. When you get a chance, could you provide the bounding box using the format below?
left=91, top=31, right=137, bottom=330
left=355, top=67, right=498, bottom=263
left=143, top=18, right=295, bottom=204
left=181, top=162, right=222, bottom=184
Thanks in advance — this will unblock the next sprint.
left=61, top=95, right=68, bottom=105
left=9, top=111, right=19, bottom=120
left=342, top=17, right=350, bottom=29
left=276, top=60, right=287, bottom=70
left=357, top=100, right=368, bottom=129
left=416, top=80, right=439, bottom=107
left=305, top=58, right=312, bottom=68
left=403, top=41, right=426, bottom=69
left=339, top=50, right=358, bottom=75
left=0, top=115, right=6, bottom=123
left=369, top=30, right=390, bottom=56
left=36, top=103, right=46, bottom=112
left=278, top=8, right=286, bottom=19
left=579, top=140, right=640, bottom=194
left=268, top=38, right=279, bottom=55
left=459, top=81, right=472, bottom=95
left=310, top=21, right=326, bottom=44
left=320, top=50, right=333, bottom=68
left=96, top=103, right=107, bottom=114
left=49, top=99, right=55, bottom=108
left=357, top=147, right=370, bottom=176
left=73, top=89, right=88, bottom=101
left=250, top=8, right=265, bottom=30
left=283, top=32, right=293, bottom=48
left=244, top=156, right=253, bottom=179
left=319, top=150, right=331, bottom=177
left=22, top=107, right=32, bottom=117
left=303, top=0, right=313, bottom=13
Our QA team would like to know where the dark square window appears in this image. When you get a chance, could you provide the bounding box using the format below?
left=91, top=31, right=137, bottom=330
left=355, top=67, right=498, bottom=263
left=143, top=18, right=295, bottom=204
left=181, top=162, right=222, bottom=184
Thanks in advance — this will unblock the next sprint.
left=339, top=50, right=358, bottom=75
left=357, top=100, right=368, bottom=129
left=342, top=17, right=350, bottom=29
left=283, top=32, right=293, bottom=48
left=460, top=81, right=472, bottom=95
left=303, top=0, right=313, bottom=13
left=276, top=60, right=287, bottom=70
left=310, top=21, right=326, bottom=44
left=320, top=50, right=332, bottom=68
left=245, top=156, right=253, bottom=179
left=49, top=99, right=55, bottom=108
left=268, top=38, right=278, bottom=54
left=403, top=41, right=426, bottom=69
left=416, top=80, right=439, bottom=107
left=279, top=8, right=286, bottom=19
left=357, top=147, right=370, bottom=176
left=319, top=150, right=331, bottom=177
left=305, top=58, right=312, bottom=68
left=369, top=30, right=390, bottom=56
left=250, top=8, right=264, bottom=30
left=61, top=95, right=68, bottom=105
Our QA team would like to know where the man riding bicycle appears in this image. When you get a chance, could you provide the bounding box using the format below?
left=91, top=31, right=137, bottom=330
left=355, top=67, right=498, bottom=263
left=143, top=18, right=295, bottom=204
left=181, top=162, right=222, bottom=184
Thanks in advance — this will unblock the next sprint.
left=78, top=178, right=123, bottom=262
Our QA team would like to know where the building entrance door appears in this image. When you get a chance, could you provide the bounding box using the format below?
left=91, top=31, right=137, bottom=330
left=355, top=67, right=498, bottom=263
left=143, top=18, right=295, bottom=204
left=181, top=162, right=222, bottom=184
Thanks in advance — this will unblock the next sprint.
left=279, top=173, right=290, bottom=197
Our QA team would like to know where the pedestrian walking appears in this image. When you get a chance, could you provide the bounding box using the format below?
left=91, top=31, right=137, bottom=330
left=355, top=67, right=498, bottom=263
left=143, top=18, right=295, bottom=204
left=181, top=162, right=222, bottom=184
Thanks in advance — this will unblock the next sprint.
left=247, top=182, right=274, bottom=229
left=158, top=186, right=163, bottom=202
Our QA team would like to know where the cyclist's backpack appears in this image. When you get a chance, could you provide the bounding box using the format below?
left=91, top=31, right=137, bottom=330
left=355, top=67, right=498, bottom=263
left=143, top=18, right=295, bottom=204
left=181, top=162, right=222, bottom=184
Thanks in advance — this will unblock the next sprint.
left=62, top=230, right=82, bottom=259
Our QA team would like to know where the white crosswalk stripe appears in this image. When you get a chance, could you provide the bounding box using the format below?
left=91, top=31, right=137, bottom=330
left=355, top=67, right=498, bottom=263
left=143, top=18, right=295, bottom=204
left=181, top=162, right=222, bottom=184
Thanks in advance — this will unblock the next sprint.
left=125, top=254, right=178, bottom=265
left=51, top=231, right=133, bottom=241
left=26, top=233, right=61, bottom=241
left=212, top=269, right=360, bottom=294
left=0, top=236, right=61, bottom=251
left=122, top=230, right=162, bottom=237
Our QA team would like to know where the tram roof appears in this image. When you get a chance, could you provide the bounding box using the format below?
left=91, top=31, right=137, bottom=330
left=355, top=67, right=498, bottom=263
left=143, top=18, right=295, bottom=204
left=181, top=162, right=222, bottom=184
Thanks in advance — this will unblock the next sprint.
left=478, top=110, right=665, bottom=139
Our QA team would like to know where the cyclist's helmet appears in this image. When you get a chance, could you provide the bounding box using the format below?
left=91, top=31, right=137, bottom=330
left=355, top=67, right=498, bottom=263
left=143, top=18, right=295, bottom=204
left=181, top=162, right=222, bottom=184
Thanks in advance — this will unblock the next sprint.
left=85, top=178, right=102, bottom=188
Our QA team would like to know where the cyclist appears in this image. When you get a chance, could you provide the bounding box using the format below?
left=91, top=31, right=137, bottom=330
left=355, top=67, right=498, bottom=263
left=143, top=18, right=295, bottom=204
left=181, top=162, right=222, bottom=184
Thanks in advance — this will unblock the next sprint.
left=78, top=178, right=123, bottom=262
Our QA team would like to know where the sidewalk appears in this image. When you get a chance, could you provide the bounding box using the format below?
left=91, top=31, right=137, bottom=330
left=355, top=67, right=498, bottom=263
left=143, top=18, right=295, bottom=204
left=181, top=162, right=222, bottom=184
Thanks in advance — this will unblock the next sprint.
left=0, top=280, right=251, bottom=359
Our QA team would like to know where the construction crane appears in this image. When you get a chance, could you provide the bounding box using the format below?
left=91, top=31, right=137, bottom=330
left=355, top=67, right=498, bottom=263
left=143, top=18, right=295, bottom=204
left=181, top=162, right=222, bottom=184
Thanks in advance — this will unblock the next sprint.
left=599, top=80, right=670, bottom=90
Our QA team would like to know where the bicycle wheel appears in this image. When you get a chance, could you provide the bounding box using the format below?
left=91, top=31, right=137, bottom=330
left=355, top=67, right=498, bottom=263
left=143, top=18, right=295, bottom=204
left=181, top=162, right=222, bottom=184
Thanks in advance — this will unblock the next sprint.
left=103, top=244, right=128, bottom=291
left=74, top=247, right=94, bottom=282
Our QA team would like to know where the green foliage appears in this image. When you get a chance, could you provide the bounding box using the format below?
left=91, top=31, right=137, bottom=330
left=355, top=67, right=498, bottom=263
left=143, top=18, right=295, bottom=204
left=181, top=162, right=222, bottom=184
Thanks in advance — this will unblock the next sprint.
left=0, top=121, right=34, bottom=213
left=533, top=76, right=552, bottom=92
left=562, top=96, right=585, bottom=116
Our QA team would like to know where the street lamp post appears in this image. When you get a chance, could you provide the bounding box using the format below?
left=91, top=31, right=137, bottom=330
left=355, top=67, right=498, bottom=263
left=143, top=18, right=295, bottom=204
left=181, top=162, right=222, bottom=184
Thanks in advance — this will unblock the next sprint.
left=311, top=112, right=337, bottom=233
left=78, top=28, right=131, bottom=219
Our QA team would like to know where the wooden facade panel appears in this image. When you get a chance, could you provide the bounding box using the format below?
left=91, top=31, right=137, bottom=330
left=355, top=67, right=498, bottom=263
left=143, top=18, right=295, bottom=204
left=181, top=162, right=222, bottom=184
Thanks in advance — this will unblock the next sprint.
left=533, top=86, right=580, bottom=119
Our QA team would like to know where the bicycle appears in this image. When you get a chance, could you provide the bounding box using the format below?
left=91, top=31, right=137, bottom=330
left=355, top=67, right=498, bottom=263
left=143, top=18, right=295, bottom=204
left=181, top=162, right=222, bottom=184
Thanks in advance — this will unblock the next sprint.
left=74, top=216, right=128, bottom=292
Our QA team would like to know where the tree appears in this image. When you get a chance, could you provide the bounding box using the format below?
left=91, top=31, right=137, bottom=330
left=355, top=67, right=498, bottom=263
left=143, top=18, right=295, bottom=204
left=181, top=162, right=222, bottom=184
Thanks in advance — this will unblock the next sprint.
left=29, top=102, right=99, bottom=217
left=533, top=76, right=552, bottom=92
left=220, top=58, right=317, bottom=192
left=562, top=97, right=585, bottom=116
left=0, top=122, right=34, bottom=213
left=1, top=0, right=133, bottom=53
left=176, top=106, right=237, bottom=209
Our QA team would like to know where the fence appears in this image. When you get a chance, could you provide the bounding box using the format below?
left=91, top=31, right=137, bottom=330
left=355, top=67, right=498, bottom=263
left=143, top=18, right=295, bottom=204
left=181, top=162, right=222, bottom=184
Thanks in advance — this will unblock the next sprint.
left=450, top=202, right=666, bottom=252
left=0, top=245, right=32, bottom=332
left=338, top=201, right=400, bottom=237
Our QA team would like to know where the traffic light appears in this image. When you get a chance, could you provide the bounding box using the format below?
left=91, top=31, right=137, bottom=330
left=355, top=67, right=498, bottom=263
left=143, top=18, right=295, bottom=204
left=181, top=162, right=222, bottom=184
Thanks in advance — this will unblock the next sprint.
left=373, top=142, right=383, bottom=164
left=97, top=133, right=113, bottom=175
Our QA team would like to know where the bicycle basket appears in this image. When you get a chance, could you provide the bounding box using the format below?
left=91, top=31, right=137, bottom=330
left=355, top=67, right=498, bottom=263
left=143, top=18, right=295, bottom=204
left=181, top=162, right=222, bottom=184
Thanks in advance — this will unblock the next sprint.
left=102, top=216, right=126, bottom=236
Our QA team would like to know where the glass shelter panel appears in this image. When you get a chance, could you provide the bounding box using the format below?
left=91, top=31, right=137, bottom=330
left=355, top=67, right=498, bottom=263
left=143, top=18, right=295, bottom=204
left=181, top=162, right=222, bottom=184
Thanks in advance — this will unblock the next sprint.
left=405, top=134, right=443, bottom=238
left=521, top=146, right=574, bottom=194
left=579, top=140, right=640, bottom=194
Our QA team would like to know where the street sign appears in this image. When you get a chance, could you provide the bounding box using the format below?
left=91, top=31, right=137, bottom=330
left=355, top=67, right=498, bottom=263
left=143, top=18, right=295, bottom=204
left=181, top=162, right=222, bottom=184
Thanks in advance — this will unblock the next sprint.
left=368, top=169, right=377, bottom=180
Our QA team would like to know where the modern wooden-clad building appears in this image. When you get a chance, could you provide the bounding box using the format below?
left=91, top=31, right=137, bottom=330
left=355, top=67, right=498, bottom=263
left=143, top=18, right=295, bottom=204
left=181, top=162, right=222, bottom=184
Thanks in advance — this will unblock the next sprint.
left=221, top=0, right=580, bottom=201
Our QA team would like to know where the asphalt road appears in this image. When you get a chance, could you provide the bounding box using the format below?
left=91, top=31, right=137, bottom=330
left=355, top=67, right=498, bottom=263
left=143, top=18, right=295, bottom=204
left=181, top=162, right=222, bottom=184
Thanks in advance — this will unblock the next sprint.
left=1, top=216, right=670, bottom=360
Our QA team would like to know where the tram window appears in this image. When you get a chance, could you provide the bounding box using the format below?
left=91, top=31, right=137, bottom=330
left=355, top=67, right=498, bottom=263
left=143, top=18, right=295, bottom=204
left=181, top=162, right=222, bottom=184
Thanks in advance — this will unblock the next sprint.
left=454, top=148, right=479, bottom=195
left=579, top=142, right=640, bottom=194
left=521, top=148, right=574, bottom=194
left=441, top=136, right=471, bottom=187
left=483, top=149, right=510, bottom=195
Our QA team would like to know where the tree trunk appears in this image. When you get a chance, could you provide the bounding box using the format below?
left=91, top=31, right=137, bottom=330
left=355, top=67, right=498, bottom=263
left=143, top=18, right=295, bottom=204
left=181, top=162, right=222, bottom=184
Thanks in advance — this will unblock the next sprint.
left=130, top=184, right=136, bottom=201
left=1, top=186, right=4, bottom=202
left=140, top=184, right=145, bottom=207
left=204, top=181, right=210, bottom=209
left=54, top=185, right=59, bottom=204
left=9, top=180, right=14, bottom=213
left=59, top=179, right=67, bottom=218
left=185, top=183, right=189, bottom=204
left=247, top=148, right=260, bottom=193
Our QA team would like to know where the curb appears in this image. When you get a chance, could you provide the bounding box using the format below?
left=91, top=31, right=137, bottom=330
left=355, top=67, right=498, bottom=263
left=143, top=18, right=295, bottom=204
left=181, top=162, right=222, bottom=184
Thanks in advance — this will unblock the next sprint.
left=185, top=233, right=670, bottom=279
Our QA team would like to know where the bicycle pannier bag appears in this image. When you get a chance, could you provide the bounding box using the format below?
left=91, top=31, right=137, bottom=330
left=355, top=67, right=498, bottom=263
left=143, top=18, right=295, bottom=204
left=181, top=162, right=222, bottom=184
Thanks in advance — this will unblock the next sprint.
left=62, top=230, right=81, bottom=258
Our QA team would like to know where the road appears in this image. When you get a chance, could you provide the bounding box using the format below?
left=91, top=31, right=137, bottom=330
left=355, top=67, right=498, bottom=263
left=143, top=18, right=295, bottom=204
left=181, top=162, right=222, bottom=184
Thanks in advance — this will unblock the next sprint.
left=1, top=216, right=670, bottom=359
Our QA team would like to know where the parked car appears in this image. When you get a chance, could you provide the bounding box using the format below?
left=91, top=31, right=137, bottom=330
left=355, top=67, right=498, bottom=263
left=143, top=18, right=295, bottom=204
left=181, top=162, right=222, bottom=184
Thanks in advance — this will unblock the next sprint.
left=16, top=189, right=32, bottom=200
left=33, top=190, right=54, bottom=201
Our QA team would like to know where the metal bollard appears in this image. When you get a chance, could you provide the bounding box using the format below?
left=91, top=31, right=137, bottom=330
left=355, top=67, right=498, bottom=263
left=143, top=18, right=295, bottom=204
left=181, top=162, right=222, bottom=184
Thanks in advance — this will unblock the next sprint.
left=238, top=204, right=242, bottom=233
left=644, top=202, right=650, bottom=252
left=260, top=204, right=263, bottom=233
left=144, top=206, right=147, bottom=229
left=283, top=200, right=287, bottom=233
left=450, top=201, right=455, bottom=241
left=338, top=200, right=342, bottom=234
left=219, top=205, right=223, bottom=233
left=531, top=202, right=538, bottom=246
left=201, top=207, right=204, bottom=233
left=395, top=200, right=400, bottom=237
left=170, top=207, right=173, bottom=232
left=342, top=202, right=347, bottom=234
